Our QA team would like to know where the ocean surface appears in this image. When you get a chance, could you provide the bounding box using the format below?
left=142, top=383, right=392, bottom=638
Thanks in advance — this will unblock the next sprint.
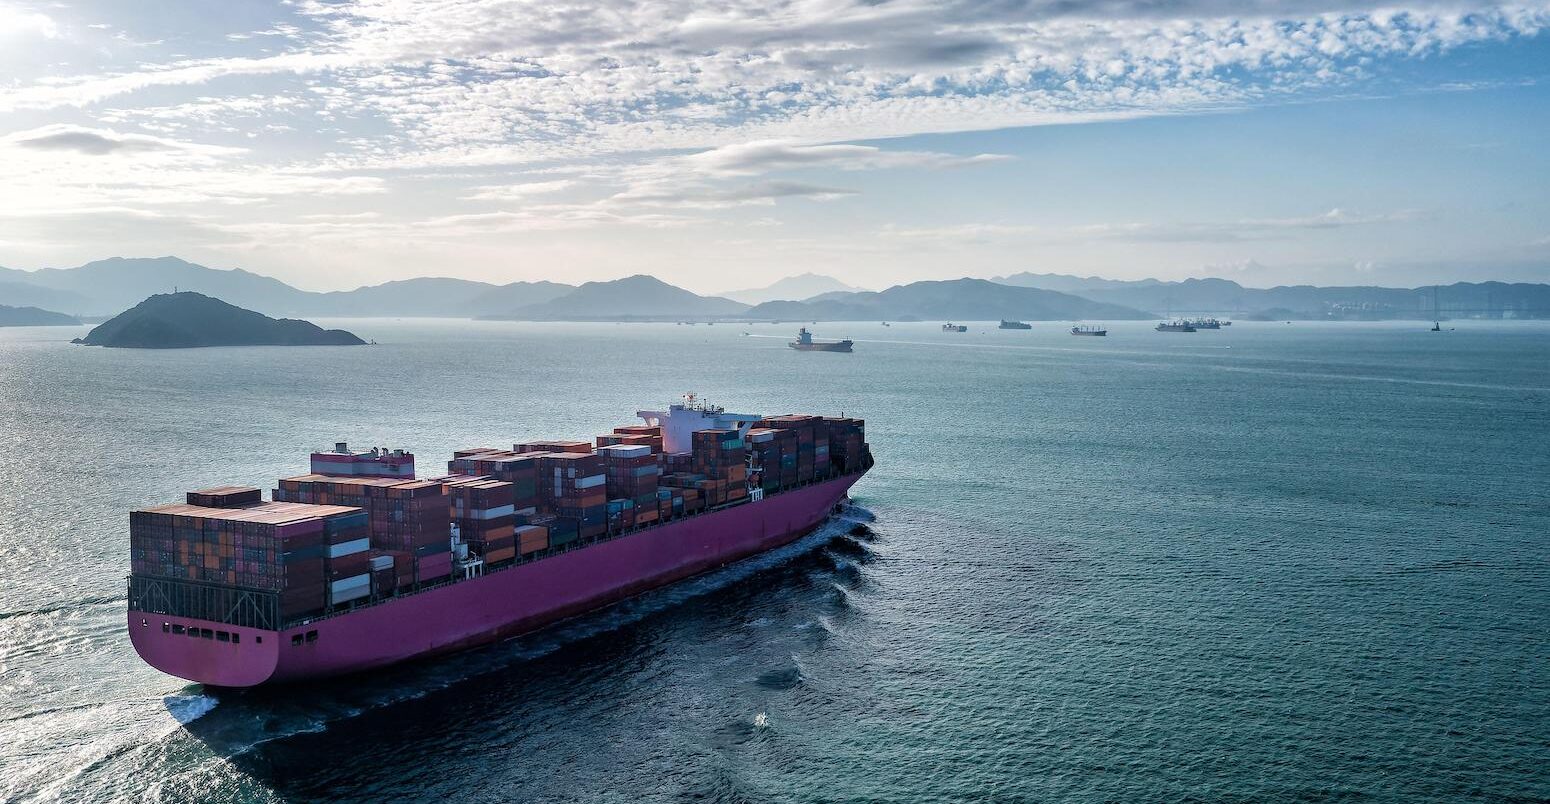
left=0, top=319, right=1546, bottom=803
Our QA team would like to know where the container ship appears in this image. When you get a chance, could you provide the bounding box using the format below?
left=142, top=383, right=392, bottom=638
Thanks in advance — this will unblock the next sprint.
left=789, top=327, right=853, bottom=352
left=1070, top=325, right=1107, bottom=336
left=127, top=397, right=872, bottom=687
left=998, top=320, right=1031, bottom=330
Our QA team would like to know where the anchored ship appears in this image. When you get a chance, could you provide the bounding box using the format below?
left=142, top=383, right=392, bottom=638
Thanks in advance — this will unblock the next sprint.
left=1188, top=318, right=1223, bottom=330
left=942, top=323, right=968, bottom=332
left=1156, top=321, right=1197, bottom=332
left=789, top=327, right=853, bottom=352
left=998, top=320, right=1031, bottom=330
left=1070, top=325, right=1107, bottom=336
left=127, top=398, right=872, bottom=687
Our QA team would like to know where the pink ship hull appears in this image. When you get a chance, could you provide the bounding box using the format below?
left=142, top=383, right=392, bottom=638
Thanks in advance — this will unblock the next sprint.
left=128, top=474, right=860, bottom=687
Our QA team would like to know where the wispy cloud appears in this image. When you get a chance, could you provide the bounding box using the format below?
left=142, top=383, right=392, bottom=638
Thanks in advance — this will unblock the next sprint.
left=883, top=209, right=1425, bottom=244
left=1073, top=209, right=1427, bottom=243
left=2, top=125, right=244, bottom=157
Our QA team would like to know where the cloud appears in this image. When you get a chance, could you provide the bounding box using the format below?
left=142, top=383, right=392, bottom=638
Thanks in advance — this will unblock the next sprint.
left=609, top=178, right=857, bottom=209
left=681, top=141, right=1009, bottom=176
left=882, top=209, right=1424, bottom=244
left=0, top=4, right=57, bottom=40
left=2, top=2, right=1545, bottom=167
left=1066, top=208, right=1427, bottom=243
left=461, top=179, right=576, bottom=201
left=2, top=125, right=242, bottom=157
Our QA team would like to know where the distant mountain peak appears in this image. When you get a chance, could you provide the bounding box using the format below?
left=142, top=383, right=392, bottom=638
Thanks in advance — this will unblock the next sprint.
left=722, top=273, right=866, bottom=305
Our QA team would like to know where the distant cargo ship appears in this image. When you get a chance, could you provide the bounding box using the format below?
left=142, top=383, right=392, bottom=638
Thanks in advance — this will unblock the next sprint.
left=1188, top=318, right=1223, bottom=330
left=1070, top=325, right=1107, bottom=336
left=127, top=397, right=872, bottom=687
left=789, top=327, right=853, bottom=352
left=1156, top=321, right=1197, bottom=332
left=998, top=320, right=1031, bottom=330
left=942, top=323, right=968, bottom=332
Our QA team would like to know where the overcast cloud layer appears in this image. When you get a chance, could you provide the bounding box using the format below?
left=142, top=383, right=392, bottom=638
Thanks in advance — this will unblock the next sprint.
left=0, top=0, right=1546, bottom=290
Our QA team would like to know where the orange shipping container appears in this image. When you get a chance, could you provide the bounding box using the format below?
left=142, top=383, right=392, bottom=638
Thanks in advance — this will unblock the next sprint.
left=516, top=525, right=549, bottom=554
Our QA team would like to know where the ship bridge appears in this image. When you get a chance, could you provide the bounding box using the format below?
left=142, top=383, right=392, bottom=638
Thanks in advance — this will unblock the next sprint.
left=637, top=393, right=762, bottom=454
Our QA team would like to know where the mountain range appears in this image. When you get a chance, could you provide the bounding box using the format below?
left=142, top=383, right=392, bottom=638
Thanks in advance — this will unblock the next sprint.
left=480, top=275, right=747, bottom=321
left=2, top=257, right=1547, bottom=322
left=743, top=279, right=1150, bottom=321
left=994, top=272, right=1550, bottom=319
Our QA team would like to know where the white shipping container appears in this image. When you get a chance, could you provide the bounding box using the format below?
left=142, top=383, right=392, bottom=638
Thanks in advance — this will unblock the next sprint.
left=330, top=584, right=370, bottom=605
left=471, top=504, right=515, bottom=520
left=327, top=538, right=371, bottom=558
left=330, top=573, right=370, bottom=594
left=599, top=444, right=652, bottom=458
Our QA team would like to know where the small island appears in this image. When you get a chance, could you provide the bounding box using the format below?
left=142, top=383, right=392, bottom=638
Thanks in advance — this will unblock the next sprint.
left=0, top=304, right=80, bottom=327
left=73, top=291, right=366, bottom=349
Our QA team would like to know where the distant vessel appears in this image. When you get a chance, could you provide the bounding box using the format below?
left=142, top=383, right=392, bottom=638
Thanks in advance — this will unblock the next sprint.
left=1070, top=325, right=1107, bottom=336
left=1188, top=318, right=1223, bottom=330
left=1156, top=321, right=1197, bottom=332
left=789, top=327, right=853, bottom=352
left=942, top=323, right=968, bottom=332
left=998, top=320, right=1031, bottom=330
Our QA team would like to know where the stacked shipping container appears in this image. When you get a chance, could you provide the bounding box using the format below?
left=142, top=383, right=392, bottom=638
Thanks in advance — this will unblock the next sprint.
left=539, top=452, right=608, bottom=539
left=129, top=410, right=871, bottom=632
left=599, top=444, right=659, bottom=531
left=272, top=475, right=452, bottom=585
left=129, top=500, right=368, bottom=621
left=444, top=476, right=518, bottom=564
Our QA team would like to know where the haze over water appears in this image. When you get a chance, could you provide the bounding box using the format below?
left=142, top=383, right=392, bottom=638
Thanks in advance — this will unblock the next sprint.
left=0, top=320, right=1546, bottom=802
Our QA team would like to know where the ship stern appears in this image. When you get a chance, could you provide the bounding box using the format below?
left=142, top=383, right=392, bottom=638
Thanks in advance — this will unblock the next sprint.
left=128, top=611, right=280, bottom=688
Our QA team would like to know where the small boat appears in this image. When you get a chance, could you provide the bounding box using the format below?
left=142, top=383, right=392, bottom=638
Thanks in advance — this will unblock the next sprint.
left=1070, top=325, right=1107, bottom=336
left=942, top=323, right=968, bottom=332
left=998, top=320, right=1031, bottom=330
left=1156, top=321, right=1197, bottom=333
left=1431, top=321, right=1442, bottom=332
left=789, top=327, right=853, bottom=352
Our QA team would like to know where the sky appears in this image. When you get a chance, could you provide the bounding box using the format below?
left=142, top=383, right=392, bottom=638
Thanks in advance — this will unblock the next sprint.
left=0, top=1, right=1547, bottom=293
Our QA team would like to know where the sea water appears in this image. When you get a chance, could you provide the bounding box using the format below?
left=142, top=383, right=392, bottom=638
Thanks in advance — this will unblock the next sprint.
left=0, top=319, right=1545, bottom=802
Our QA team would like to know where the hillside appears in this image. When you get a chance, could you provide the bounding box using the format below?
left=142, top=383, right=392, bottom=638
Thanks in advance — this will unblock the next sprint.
left=487, top=275, right=749, bottom=320
left=74, top=292, right=366, bottom=348
left=742, top=278, right=1150, bottom=321
left=0, top=304, right=80, bottom=327
left=0, top=279, right=94, bottom=314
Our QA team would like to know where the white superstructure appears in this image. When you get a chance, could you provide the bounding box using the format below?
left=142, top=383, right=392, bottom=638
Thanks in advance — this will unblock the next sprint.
left=636, top=393, right=762, bottom=454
